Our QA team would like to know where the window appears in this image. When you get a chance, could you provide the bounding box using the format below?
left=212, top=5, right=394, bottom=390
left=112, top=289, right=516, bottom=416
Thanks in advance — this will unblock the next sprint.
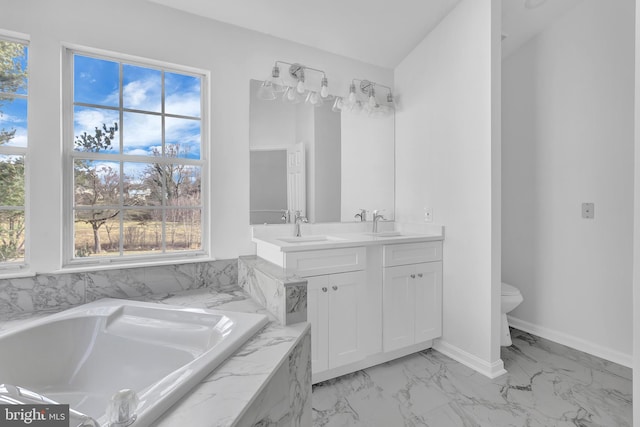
left=0, top=37, right=28, bottom=268
left=66, top=49, right=206, bottom=264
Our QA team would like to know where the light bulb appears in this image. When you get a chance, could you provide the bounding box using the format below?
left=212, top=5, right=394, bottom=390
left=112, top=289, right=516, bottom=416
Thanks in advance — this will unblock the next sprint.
left=269, top=65, right=285, bottom=94
left=306, top=91, right=324, bottom=107
left=368, top=93, right=377, bottom=108
left=283, top=86, right=303, bottom=104
left=296, top=79, right=305, bottom=94
left=347, top=83, right=357, bottom=104
left=332, top=97, right=343, bottom=112
left=320, top=77, right=329, bottom=98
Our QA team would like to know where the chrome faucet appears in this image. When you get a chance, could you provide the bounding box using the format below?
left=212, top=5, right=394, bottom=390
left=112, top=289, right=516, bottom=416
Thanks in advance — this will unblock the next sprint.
left=372, top=210, right=385, bottom=233
left=294, top=210, right=308, bottom=237
left=281, top=209, right=290, bottom=223
left=354, top=208, right=367, bottom=222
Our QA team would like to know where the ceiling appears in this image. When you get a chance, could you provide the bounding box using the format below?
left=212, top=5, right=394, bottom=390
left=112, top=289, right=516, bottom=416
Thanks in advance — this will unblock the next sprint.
left=146, top=0, right=584, bottom=68
left=502, top=0, right=584, bottom=58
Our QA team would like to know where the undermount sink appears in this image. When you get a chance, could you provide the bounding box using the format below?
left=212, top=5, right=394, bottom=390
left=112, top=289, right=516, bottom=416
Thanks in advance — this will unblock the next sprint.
left=277, top=235, right=341, bottom=243
left=365, top=231, right=405, bottom=237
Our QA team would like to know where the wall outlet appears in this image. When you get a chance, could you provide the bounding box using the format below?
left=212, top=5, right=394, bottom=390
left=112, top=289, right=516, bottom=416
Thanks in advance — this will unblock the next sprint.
left=582, top=202, right=594, bottom=219
left=423, top=207, right=433, bottom=223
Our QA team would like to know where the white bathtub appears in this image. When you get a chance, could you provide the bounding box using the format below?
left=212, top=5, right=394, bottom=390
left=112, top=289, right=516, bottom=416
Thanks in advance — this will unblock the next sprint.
left=0, top=298, right=269, bottom=426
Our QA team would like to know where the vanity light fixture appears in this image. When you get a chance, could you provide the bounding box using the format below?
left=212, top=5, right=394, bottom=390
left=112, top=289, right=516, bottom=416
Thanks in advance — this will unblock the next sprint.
left=257, top=61, right=331, bottom=107
left=334, top=79, right=395, bottom=116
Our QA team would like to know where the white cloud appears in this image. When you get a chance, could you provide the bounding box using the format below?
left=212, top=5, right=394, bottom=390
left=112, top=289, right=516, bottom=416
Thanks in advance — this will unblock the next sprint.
left=76, top=74, right=202, bottom=157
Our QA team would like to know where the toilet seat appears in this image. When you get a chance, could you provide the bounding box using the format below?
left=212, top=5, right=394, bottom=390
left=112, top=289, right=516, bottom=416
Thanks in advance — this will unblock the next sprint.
left=501, top=282, right=520, bottom=296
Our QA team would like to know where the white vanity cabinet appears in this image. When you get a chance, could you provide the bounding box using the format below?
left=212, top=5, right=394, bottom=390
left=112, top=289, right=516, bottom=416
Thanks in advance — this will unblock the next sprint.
left=251, top=226, right=445, bottom=384
left=287, top=247, right=369, bottom=381
left=307, top=270, right=367, bottom=373
left=382, top=242, right=443, bottom=352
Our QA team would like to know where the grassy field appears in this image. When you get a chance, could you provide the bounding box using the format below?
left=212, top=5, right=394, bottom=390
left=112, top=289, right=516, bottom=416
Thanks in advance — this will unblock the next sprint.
left=74, top=219, right=202, bottom=256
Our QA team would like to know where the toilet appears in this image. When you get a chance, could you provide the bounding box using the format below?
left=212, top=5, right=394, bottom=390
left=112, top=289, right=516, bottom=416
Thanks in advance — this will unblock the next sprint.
left=501, top=282, right=523, bottom=346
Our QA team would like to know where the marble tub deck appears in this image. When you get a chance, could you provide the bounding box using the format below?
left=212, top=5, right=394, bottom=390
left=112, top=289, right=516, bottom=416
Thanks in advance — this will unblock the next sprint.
left=0, top=285, right=312, bottom=427
left=312, top=329, right=632, bottom=427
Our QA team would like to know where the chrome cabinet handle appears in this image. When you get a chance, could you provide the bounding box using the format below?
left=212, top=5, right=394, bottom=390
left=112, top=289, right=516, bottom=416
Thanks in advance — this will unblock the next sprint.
left=322, top=287, right=328, bottom=292
left=332, top=285, right=338, bottom=291
left=417, top=273, right=423, bottom=278
left=410, top=274, right=416, bottom=279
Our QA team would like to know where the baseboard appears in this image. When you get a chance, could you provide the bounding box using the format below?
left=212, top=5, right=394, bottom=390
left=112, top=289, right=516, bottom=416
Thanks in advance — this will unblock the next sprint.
left=433, top=339, right=507, bottom=379
left=507, top=315, right=633, bottom=368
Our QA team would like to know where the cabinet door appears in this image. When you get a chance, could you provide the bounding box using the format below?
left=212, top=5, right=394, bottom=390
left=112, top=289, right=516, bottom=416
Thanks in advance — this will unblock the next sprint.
left=382, top=264, right=415, bottom=352
left=328, top=270, right=366, bottom=368
left=307, top=275, right=329, bottom=374
left=414, top=261, right=443, bottom=343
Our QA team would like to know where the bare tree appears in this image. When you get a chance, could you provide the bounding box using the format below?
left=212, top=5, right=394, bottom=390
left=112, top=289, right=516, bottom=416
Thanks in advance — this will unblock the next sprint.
left=74, top=123, right=119, bottom=254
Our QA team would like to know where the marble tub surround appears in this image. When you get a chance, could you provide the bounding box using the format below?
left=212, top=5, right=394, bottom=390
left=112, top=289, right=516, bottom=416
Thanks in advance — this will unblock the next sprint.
left=312, top=328, right=632, bottom=427
left=0, top=284, right=312, bottom=427
left=238, top=255, right=307, bottom=325
left=0, top=259, right=237, bottom=320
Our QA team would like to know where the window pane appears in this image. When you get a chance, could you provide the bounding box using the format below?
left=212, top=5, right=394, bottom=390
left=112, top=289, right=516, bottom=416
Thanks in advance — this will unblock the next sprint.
left=0, top=96, right=27, bottom=147
left=165, top=72, right=200, bottom=117
left=74, top=106, right=119, bottom=153
left=165, top=209, right=201, bottom=252
left=74, top=55, right=119, bottom=107
left=166, top=117, right=200, bottom=159
left=123, top=162, right=161, bottom=206
left=0, top=155, right=24, bottom=206
left=123, top=209, right=162, bottom=255
left=74, top=209, right=119, bottom=257
left=74, top=160, right=120, bottom=206
left=123, top=64, right=161, bottom=113
left=123, top=111, right=161, bottom=156
left=0, top=210, right=25, bottom=263
left=0, top=41, right=27, bottom=95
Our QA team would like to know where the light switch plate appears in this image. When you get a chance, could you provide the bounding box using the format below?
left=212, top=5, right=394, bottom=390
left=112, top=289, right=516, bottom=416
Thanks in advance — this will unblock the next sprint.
left=582, top=202, right=594, bottom=219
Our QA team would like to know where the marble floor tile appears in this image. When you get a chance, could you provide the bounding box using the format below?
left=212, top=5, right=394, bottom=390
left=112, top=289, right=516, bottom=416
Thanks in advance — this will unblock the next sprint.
left=312, top=329, right=632, bottom=427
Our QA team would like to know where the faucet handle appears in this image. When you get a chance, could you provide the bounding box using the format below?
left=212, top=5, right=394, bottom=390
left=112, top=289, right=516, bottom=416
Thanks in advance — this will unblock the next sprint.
left=107, top=389, right=139, bottom=427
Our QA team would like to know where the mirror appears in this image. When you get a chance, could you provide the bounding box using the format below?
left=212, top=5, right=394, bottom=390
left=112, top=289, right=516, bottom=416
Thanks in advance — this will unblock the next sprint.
left=249, top=79, right=394, bottom=224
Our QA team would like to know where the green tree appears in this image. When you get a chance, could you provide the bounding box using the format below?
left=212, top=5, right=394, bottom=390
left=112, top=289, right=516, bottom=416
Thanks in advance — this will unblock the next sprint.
left=0, top=157, right=25, bottom=261
left=0, top=40, right=27, bottom=261
left=74, top=123, right=119, bottom=254
left=0, top=41, right=27, bottom=146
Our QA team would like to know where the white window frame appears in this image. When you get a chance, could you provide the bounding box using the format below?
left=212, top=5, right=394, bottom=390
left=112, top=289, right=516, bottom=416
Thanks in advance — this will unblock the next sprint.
left=0, top=31, right=30, bottom=274
left=62, top=45, right=210, bottom=267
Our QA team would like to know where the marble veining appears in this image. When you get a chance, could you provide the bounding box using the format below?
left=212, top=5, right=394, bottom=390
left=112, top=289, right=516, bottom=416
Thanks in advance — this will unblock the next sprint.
left=312, top=329, right=632, bottom=427
left=239, top=256, right=307, bottom=326
left=0, top=259, right=238, bottom=319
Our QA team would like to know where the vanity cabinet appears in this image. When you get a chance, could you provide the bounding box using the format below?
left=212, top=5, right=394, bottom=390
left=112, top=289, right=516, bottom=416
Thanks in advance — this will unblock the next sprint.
left=382, top=242, right=443, bottom=352
left=307, top=271, right=367, bottom=373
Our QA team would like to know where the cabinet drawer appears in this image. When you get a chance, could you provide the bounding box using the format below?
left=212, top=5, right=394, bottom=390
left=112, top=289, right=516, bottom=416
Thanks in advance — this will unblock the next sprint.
left=383, top=241, right=442, bottom=267
left=285, top=247, right=366, bottom=277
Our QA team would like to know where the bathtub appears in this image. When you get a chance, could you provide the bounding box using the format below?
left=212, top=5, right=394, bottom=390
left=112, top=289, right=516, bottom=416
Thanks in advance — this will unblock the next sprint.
left=0, top=298, right=269, bottom=426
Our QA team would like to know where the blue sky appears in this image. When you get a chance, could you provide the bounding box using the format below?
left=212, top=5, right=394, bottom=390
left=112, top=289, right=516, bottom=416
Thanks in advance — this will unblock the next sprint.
left=1, top=47, right=203, bottom=181
left=72, top=54, right=202, bottom=160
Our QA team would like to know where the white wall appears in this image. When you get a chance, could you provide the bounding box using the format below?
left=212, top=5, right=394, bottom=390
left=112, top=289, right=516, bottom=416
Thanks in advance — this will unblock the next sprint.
left=0, top=0, right=392, bottom=272
left=634, top=0, right=640, bottom=419
left=395, top=0, right=504, bottom=376
left=502, top=0, right=634, bottom=366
